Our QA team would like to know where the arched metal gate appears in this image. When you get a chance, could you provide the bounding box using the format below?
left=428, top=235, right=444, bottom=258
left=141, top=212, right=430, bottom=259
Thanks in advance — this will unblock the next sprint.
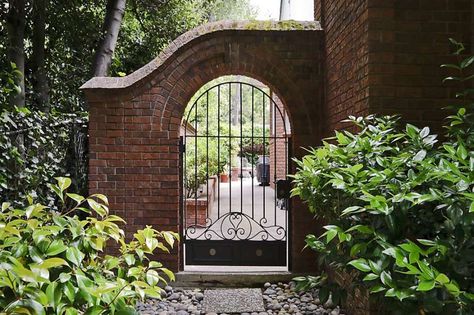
left=180, top=81, right=291, bottom=267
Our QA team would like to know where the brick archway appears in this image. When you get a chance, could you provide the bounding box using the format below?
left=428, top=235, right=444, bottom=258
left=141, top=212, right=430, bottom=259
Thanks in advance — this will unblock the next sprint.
left=81, top=20, right=324, bottom=272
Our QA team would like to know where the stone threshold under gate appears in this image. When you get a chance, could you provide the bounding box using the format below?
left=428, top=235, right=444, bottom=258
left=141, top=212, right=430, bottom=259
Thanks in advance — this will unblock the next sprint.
left=183, top=265, right=288, bottom=273
left=174, top=271, right=295, bottom=288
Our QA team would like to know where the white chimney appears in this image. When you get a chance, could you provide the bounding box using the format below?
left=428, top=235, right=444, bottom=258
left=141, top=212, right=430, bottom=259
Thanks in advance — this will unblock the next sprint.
left=279, top=0, right=291, bottom=20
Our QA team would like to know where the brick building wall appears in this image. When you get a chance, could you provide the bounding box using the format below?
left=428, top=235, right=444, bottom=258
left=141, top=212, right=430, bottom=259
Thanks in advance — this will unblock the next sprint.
left=316, top=0, right=473, bottom=136
left=269, top=92, right=289, bottom=190
left=367, top=0, right=473, bottom=133
left=82, top=21, right=324, bottom=272
left=315, top=0, right=370, bottom=134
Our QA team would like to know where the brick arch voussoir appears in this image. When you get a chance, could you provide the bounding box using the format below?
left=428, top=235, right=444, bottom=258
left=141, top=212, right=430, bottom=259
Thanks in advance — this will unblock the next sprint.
left=155, top=56, right=311, bottom=139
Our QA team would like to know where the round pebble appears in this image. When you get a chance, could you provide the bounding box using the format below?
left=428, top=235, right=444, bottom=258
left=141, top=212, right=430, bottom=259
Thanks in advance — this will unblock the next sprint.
left=136, top=282, right=344, bottom=315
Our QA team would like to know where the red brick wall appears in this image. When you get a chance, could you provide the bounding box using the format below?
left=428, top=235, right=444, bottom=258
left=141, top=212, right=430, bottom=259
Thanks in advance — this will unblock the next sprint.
left=185, top=176, right=216, bottom=228
left=316, top=0, right=473, bottom=136
left=315, top=0, right=370, bottom=135
left=84, top=21, right=324, bottom=272
left=269, top=92, right=289, bottom=189
left=367, top=0, right=473, bottom=133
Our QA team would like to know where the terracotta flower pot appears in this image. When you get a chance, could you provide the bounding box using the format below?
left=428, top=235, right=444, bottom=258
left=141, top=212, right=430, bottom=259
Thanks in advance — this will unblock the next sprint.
left=220, top=173, right=229, bottom=183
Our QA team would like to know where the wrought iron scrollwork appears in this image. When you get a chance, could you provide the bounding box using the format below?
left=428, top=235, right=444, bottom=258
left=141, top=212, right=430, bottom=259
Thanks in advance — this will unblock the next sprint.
left=185, top=212, right=286, bottom=241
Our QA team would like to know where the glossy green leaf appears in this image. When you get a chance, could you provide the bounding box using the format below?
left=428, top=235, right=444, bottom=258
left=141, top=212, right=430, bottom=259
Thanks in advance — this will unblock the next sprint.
left=435, top=273, right=450, bottom=285
left=380, top=271, right=393, bottom=287
left=46, top=240, right=68, bottom=256
left=63, top=282, right=76, bottom=303
left=56, top=177, right=72, bottom=192
left=66, top=193, right=85, bottom=204
left=1, top=202, right=11, bottom=212
left=146, top=270, right=160, bottom=286
left=413, top=150, right=426, bottom=162
left=5, top=299, right=45, bottom=315
left=87, top=198, right=107, bottom=217
left=65, top=247, right=84, bottom=266
left=348, top=259, right=371, bottom=272
left=91, top=193, right=109, bottom=205
left=65, top=308, right=79, bottom=315
left=325, top=229, right=338, bottom=243
left=370, top=285, right=386, bottom=293
left=84, top=305, right=105, bottom=315
left=162, top=231, right=175, bottom=248
left=41, top=258, right=69, bottom=270
left=341, top=206, right=364, bottom=216
left=363, top=273, right=379, bottom=281
left=417, top=280, right=435, bottom=291
left=160, top=267, right=175, bottom=282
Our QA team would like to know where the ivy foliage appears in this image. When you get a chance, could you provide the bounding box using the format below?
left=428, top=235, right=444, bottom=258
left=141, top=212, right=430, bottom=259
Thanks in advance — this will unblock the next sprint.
left=292, top=40, right=474, bottom=314
left=0, top=63, right=23, bottom=108
left=0, top=107, right=88, bottom=205
left=0, top=177, right=178, bottom=314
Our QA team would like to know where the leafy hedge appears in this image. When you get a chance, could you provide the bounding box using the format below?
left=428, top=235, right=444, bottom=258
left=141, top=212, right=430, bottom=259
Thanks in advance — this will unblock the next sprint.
left=0, top=107, right=87, bottom=205
left=291, top=40, right=474, bottom=314
left=0, top=177, right=178, bottom=314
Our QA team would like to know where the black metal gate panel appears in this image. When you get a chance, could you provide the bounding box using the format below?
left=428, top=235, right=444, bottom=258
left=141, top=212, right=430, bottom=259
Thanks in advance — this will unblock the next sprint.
left=180, top=81, right=290, bottom=266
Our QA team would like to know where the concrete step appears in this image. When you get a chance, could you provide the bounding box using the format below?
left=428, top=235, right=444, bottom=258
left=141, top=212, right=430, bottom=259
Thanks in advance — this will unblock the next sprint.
left=174, top=271, right=297, bottom=288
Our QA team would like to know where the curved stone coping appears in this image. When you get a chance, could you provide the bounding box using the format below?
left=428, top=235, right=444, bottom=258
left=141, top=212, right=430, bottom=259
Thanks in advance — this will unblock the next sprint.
left=80, top=20, right=321, bottom=91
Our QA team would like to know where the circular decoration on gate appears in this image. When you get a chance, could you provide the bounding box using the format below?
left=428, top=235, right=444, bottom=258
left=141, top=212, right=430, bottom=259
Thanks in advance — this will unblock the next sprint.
left=255, top=249, right=263, bottom=257
left=209, top=248, right=217, bottom=256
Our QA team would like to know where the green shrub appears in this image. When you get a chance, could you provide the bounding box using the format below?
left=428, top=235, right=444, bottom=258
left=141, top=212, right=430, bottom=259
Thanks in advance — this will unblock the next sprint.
left=0, top=177, right=178, bottom=314
left=0, top=107, right=88, bottom=206
left=291, top=40, right=474, bottom=314
left=184, top=138, right=221, bottom=198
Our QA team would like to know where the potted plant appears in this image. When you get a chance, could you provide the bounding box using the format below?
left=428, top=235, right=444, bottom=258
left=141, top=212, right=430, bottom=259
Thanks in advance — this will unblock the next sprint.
left=219, top=163, right=229, bottom=183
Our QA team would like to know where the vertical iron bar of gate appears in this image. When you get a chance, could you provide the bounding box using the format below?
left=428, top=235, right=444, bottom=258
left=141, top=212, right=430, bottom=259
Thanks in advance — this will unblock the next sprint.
left=262, top=93, right=266, bottom=222
left=228, top=83, right=231, bottom=213
left=179, top=135, right=184, bottom=270
left=274, top=101, right=277, bottom=226
left=194, top=100, right=198, bottom=226
left=251, top=86, right=254, bottom=219
left=206, top=91, right=209, bottom=220
left=287, top=136, right=292, bottom=270
left=240, top=83, right=243, bottom=214
left=285, top=134, right=289, bottom=232
left=285, top=134, right=289, bottom=173
left=183, top=132, right=186, bottom=231
left=217, top=85, right=220, bottom=218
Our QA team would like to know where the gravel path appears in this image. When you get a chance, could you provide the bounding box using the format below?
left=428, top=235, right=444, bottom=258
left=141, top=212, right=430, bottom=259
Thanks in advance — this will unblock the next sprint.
left=136, top=281, right=344, bottom=315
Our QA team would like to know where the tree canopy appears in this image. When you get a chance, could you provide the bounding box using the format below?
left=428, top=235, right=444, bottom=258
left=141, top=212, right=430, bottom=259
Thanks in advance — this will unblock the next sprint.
left=0, top=0, right=257, bottom=112
left=0, top=0, right=257, bottom=201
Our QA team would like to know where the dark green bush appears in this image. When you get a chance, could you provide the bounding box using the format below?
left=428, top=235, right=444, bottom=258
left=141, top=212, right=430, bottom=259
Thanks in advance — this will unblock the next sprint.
left=0, top=107, right=88, bottom=206
left=292, top=40, right=474, bottom=314
left=0, top=177, right=178, bottom=314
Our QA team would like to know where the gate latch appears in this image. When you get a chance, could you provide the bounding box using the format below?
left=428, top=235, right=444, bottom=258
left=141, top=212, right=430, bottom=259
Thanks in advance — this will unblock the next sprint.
left=276, top=179, right=291, bottom=199
left=276, top=179, right=291, bottom=211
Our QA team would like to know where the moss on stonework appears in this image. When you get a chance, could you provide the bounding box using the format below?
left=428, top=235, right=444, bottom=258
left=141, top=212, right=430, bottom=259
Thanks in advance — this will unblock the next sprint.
left=244, top=20, right=306, bottom=31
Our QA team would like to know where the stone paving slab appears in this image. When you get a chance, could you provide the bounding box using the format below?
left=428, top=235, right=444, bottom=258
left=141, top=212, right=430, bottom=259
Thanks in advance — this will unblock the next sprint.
left=203, top=288, right=265, bottom=313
